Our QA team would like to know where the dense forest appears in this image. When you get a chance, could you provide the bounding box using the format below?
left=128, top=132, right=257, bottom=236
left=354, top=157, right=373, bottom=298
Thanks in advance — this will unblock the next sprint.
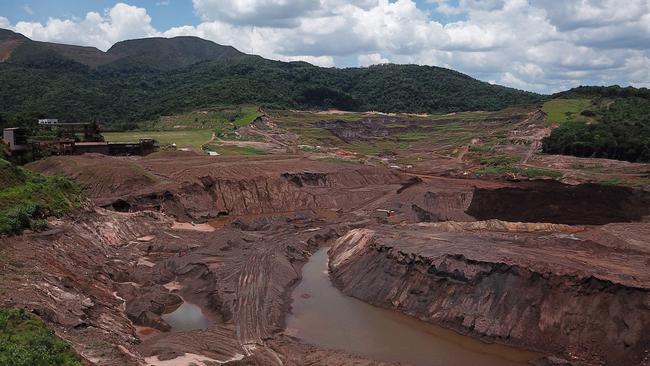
left=0, top=31, right=541, bottom=129
left=543, top=87, right=650, bottom=163
left=553, top=85, right=650, bottom=99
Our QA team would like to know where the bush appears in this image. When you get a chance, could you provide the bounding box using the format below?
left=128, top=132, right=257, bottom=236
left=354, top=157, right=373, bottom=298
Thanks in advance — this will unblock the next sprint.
left=0, top=204, right=40, bottom=235
left=0, top=308, right=82, bottom=366
left=0, top=159, right=84, bottom=235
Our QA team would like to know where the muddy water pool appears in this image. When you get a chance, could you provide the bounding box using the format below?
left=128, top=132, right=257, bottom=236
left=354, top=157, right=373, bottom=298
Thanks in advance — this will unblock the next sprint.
left=162, top=301, right=210, bottom=332
left=286, top=248, right=541, bottom=366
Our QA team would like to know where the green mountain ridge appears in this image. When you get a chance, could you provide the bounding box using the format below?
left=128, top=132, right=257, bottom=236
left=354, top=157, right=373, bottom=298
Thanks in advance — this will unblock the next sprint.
left=0, top=29, right=541, bottom=127
left=1, top=29, right=245, bottom=71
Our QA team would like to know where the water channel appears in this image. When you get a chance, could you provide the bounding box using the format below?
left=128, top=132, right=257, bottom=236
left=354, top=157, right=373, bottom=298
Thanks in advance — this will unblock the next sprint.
left=285, top=248, right=541, bottom=366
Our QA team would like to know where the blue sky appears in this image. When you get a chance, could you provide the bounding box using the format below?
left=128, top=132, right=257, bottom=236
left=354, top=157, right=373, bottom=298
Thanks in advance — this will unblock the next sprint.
left=1, top=0, right=649, bottom=93
left=0, top=0, right=466, bottom=28
left=0, top=0, right=197, bottom=29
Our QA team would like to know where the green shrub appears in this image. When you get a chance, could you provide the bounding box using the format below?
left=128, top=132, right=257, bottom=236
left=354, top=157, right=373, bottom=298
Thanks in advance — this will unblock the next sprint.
left=0, top=308, right=82, bottom=366
left=0, top=159, right=84, bottom=235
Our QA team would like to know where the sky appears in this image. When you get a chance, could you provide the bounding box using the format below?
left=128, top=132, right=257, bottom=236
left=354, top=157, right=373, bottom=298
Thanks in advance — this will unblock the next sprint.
left=1, top=0, right=649, bottom=94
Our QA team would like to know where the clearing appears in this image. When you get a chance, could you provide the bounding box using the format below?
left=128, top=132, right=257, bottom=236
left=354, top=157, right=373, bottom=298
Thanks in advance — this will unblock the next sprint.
left=102, top=129, right=213, bottom=150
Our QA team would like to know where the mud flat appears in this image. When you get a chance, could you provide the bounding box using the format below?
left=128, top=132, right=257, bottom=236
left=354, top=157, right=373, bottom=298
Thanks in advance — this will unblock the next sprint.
left=329, top=225, right=650, bottom=366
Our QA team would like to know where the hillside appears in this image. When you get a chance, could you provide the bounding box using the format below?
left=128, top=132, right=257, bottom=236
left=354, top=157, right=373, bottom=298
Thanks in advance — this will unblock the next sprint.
left=105, top=36, right=244, bottom=71
left=0, top=30, right=541, bottom=128
left=542, top=86, right=650, bottom=163
left=0, top=157, right=84, bottom=234
left=0, top=29, right=245, bottom=71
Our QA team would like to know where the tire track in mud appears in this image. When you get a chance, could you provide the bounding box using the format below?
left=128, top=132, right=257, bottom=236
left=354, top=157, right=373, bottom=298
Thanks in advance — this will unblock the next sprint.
left=232, top=245, right=285, bottom=364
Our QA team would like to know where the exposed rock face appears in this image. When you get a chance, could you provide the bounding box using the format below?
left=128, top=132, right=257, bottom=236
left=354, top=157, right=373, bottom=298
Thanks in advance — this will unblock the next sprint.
left=170, top=165, right=400, bottom=220
left=329, top=225, right=650, bottom=366
left=124, top=286, right=182, bottom=331
left=0, top=210, right=175, bottom=365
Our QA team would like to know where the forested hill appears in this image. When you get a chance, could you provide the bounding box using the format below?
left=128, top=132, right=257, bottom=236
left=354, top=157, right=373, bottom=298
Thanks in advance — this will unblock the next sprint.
left=543, top=86, right=650, bottom=163
left=0, top=29, right=541, bottom=128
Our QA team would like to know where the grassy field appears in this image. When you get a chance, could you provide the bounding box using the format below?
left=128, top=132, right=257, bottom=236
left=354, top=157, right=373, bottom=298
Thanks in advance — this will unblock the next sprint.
left=542, top=98, right=591, bottom=124
left=103, top=129, right=213, bottom=150
left=202, top=144, right=266, bottom=156
left=148, top=105, right=261, bottom=130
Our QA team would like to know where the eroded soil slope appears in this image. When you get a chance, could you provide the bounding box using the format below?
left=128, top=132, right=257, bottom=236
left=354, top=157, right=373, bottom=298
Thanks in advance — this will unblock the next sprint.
left=329, top=223, right=650, bottom=366
left=2, top=153, right=648, bottom=366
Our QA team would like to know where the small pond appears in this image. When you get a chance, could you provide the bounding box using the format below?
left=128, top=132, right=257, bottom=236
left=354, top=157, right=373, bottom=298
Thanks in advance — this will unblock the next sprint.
left=162, top=301, right=210, bottom=332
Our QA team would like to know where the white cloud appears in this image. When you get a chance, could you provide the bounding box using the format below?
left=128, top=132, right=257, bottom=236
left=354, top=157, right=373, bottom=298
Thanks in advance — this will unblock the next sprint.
left=624, top=54, right=650, bottom=86
left=11, top=3, right=158, bottom=51
left=283, top=55, right=335, bottom=67
left=3, top=0, right=650, bottom=93
left=192, top=0, right=320, bottom=27
left=532, top=0, right=650, bottom=31
left=358, top=53, right=388, bottom=66
left=0, top=17, right=9, bottom=28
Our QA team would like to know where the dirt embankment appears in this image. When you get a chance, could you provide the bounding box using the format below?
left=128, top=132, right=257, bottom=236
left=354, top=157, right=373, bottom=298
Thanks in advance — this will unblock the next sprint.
left=0, top=210, right=174, bottom=365
left=329, top=226, right=650, bottom=366
left=360, top=174, right=650, bottom=226
left=29, top=153, right=403, bottom=221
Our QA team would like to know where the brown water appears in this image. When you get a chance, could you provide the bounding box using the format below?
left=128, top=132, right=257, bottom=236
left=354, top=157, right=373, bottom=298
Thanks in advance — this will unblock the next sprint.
left=286, top=248, right=542, bottom=366
left=162, top=301, right=210, bottom=332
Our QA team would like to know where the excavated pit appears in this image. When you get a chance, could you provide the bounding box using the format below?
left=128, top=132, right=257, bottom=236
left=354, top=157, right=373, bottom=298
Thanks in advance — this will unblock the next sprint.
left=11, top=153, right=650, bottom=366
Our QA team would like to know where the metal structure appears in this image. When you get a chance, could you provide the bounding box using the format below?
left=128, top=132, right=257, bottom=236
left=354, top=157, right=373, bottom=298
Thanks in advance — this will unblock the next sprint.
left=2, top=128, right=32, bottom=155
left=2, top=119, right=159, bottom=159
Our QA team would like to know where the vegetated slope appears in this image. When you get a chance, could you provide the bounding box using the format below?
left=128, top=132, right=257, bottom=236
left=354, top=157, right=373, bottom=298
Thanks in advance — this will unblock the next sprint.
left=0, top=29, right=541, bottom=127
left=103, top=36, right=244, bottom=71
left=0, top=308, right=82, bottom=366
left=542, top=86, right=650, bottom=163
left=0, top=157, right=84, bottom=235
left=1, top=29, right=245, bottom=71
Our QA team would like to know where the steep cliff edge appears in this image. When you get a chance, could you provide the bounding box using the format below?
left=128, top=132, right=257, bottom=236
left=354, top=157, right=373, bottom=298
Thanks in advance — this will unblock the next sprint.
left=329, top=225, right=650, bottom=366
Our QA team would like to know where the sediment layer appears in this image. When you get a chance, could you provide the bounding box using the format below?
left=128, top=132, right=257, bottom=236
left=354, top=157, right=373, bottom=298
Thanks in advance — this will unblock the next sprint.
left=329, top=225, right=650, bottom=366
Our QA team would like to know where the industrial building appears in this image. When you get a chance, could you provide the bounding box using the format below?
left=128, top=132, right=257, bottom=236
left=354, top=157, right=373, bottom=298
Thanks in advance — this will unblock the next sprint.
left=2, top=127, right=158, bottom=158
